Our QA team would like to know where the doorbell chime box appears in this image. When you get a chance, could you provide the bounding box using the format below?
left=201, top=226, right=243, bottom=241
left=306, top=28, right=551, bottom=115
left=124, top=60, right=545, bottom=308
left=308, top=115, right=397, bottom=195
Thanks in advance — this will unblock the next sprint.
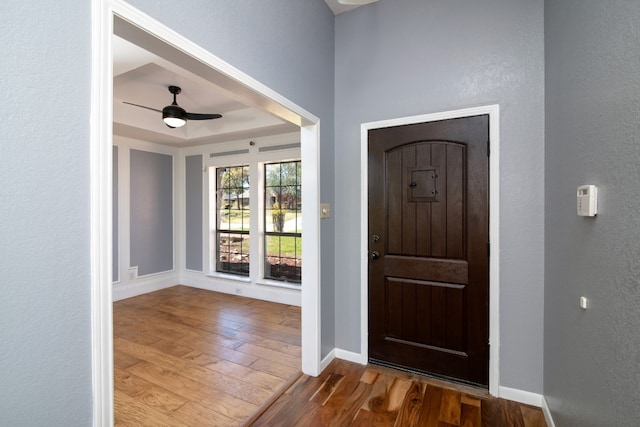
left=577, top=185, right=597, bottom=217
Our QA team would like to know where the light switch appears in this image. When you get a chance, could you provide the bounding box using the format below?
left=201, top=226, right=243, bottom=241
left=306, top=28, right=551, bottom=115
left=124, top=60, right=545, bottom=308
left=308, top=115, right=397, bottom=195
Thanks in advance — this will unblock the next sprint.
left=320, top=203, right=331, bottom=219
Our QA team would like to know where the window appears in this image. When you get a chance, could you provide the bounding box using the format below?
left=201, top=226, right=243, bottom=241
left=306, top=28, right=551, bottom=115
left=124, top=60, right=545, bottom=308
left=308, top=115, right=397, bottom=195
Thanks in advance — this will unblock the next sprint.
left=207, top=141, right=301, bottom=287
left=264, top=161, right=302, bottom=283
left=215, top=165, right=250, bottom=276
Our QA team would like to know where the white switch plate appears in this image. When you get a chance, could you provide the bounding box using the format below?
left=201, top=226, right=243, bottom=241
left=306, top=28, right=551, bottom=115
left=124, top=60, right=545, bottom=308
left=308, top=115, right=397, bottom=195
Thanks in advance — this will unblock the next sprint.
left=320, top=203, right=331, bottom=219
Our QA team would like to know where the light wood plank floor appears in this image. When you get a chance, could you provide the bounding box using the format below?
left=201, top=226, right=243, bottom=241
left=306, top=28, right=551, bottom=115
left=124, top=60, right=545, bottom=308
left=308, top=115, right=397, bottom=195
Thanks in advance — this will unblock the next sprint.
left=113, top=285, right=302, bottom=426
left=114, top=286, right=546, bottom=426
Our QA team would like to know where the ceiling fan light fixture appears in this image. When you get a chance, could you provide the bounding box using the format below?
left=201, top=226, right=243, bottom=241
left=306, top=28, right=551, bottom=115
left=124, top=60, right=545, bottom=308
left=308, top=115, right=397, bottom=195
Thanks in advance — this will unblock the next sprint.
left=162, top=104, right=187, bottom=128
left=124, top=85, right=222, bottom=128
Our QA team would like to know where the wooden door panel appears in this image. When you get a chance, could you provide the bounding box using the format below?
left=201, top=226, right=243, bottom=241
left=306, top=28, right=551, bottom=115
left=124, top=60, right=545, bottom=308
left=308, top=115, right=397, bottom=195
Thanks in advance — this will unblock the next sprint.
left=385, top=279, right=465, bottom=352
left=429, top=143, right=448, bottom=258
left=446, top=144, right=465, bottom=259
left=368, top=115, right=489, bottom=386
left=386, top=142, right=466, bottom=259
left=384, top=256, right=468, bottom=284
left=415, top=142, right=432, bottom=257
left=387, top=149, right=403, bottom=254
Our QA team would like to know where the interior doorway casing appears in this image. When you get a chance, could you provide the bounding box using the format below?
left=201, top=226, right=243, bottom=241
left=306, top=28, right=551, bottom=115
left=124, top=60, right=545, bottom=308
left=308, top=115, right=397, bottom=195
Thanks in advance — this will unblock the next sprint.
left=359, top=105, right=500, bottom=396
left=91, top=1, right=322, bottom=425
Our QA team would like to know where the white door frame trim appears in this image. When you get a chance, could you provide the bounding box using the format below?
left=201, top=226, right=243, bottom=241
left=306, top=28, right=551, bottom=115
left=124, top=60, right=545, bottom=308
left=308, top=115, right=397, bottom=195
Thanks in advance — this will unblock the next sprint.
left=91, top=1, right=322, bottom=425
left=359, top=105, right=500, bottom=395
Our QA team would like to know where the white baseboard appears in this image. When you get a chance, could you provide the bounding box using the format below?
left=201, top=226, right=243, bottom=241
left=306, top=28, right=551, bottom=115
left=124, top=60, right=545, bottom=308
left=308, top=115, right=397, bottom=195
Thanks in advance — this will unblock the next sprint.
left=112, top=273, right=178, bottom=301
left=180, top=271, right=301, bottom=306
left=320, top=349, right=336, bottom=372
left=319, top=348, right=365, bottom=374
left=498, top=386, right=543, bottom=407
left=113, top=271, right=300, bottom=306
left=335, top=348, right=366, bottom=365
left=541, top=396, right=556, bottom=427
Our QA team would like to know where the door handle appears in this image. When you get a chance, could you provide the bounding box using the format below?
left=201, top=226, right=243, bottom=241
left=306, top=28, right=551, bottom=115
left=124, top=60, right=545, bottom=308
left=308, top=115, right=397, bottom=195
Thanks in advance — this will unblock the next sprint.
left=371, top=251, right=380, bottom=260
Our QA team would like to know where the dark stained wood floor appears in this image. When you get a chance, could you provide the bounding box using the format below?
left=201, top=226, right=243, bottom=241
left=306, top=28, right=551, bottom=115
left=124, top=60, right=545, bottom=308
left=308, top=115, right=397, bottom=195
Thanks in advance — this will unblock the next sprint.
left=114, top=286, right=546, bottom=426
left=249, top=359, right=547, bottom=427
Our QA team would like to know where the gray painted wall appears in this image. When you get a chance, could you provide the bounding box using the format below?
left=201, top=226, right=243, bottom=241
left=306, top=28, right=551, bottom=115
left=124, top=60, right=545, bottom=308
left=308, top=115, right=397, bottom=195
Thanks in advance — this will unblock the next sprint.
left=127, top=0, right=337, bottom=357
left=114, top=146, right=120, bottom=281
left=544, top=1, right=640, bottom=425
left=130, top=149, right=174, bottom=276
left=185, top=155, right=203, bottom=271
left=12, top=0, right=622, bottom=422
left=1, top=2, right=335, bottom=423
left=335, top=0, right=545, bottom=392
left=0, top=1, right=93, bottom=425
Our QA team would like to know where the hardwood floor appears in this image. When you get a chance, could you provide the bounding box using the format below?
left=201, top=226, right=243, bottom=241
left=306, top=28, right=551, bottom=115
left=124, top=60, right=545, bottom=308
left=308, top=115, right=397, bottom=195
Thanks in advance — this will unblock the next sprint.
left=249, top=359, right=547, bottom=427
left=113, top=285, right=302, bottom=426
left=114, top=286, right=546, bottom=426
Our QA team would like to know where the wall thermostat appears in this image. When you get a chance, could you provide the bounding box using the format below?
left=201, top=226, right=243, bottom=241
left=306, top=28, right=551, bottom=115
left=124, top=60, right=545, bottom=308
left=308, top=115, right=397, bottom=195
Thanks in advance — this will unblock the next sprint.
left=577, top=185, right=597, bottom=217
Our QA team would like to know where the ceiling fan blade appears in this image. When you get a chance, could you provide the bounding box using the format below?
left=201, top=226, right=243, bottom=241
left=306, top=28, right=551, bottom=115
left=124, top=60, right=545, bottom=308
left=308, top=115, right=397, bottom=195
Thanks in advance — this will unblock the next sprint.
left=186, top=112, right=223, bottom=120
left=122, top=101, right=162, bottom=113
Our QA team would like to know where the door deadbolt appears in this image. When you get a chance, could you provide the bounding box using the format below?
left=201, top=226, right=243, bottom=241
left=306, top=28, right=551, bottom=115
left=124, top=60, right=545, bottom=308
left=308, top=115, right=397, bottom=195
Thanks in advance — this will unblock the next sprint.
left=372, top=234, right=380, bottom=243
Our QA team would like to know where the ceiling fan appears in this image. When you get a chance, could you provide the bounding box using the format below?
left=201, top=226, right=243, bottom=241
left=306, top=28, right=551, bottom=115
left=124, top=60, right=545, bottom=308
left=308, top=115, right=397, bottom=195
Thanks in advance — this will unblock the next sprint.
left=123, top=85, right=222, bottom=128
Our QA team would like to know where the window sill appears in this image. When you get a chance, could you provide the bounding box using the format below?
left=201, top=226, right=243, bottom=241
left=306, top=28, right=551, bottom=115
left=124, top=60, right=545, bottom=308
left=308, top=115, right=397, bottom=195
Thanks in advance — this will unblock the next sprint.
left=205, top=272, right=300, bottom=291
left=256, top=279, right=301, bottom=291
left=206, top=272, right=251, bottom=283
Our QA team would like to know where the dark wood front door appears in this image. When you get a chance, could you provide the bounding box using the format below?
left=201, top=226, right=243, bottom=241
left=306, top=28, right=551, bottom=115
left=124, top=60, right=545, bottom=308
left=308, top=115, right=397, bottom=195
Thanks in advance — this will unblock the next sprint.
left=368, top=115, right=489, bottom=386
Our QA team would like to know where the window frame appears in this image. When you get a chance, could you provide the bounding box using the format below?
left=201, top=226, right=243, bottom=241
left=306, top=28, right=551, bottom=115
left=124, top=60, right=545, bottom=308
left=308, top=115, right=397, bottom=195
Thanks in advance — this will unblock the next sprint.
left=264, top=160, right=302, bottom=284
left=204, top=139, right=301, bottom=289
left=214, top=165, right=251, bottom=277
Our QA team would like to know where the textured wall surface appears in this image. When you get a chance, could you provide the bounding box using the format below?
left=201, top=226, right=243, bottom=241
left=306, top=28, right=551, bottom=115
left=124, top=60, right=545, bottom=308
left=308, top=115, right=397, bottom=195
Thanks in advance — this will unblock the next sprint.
left=1, top=1, right=335, bottom=423
left=16, top=0, right=632, bottom=422
left=544, top=1, right=640, bottom=425
left=128, top=0, right=337, bottom=356
left=0, top=1, right=93, bottom=425
left=335, top=0, right=545, bottom=392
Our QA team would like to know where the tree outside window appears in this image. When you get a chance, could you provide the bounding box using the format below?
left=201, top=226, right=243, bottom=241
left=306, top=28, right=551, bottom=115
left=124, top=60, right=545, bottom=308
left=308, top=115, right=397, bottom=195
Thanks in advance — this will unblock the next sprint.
left=264, top=161, right=302, bottom=283
left=215, top=165, right=250, bottom=276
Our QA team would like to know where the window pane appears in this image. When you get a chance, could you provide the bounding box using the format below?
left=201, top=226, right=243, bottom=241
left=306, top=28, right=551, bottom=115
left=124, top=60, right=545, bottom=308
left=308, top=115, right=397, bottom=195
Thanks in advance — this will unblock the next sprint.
left=217, top=232, right=249, bottom=276
left=217, top=166, right=250, bottom=229
left=264, top=160, right=301, bottom=283
left=215, top=165, right=250, bottom=276
left=265, top=188, right=280, bottom=233
left=242, top=208, right=251, bottom=231
left=265, top=235, right=301, bottom=283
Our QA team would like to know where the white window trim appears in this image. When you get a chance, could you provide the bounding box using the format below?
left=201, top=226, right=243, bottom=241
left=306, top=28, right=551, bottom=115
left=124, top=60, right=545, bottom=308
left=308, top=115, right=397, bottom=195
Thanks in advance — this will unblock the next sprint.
left=204, top=136, right=302, bottom=288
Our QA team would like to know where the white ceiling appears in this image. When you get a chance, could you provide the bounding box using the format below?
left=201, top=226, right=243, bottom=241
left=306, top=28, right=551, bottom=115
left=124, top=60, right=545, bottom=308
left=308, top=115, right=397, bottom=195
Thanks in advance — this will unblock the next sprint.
left=112, top=1, right=375, bottom=147
left=112, top=36, right=297, bottom=147
left=323, top=0, right=370, bottom=15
